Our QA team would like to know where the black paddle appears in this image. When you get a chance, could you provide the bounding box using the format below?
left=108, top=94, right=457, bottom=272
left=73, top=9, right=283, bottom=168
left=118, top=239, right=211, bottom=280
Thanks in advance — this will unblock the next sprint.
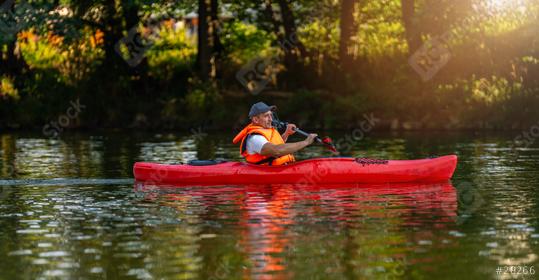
left=271, top=115, right=339, bottom=154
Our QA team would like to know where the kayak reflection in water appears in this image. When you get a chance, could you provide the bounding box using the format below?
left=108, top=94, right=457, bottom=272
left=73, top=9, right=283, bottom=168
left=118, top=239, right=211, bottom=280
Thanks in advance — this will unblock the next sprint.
left=132, top=182, right=457, bottom=278
left=232, top=102, right=318, bottom=166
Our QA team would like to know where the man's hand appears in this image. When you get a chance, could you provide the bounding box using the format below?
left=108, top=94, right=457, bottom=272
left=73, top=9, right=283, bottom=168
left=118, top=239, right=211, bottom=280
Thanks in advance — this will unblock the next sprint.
left=284, top=123, right=297, bottom=136
left=261, top=133, right=319, bottom=157
left=304, top=133, right=318, bottom=145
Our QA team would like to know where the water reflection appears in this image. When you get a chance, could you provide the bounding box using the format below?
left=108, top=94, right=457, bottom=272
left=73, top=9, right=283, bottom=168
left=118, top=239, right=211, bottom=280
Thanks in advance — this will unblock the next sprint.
left=135, top=182, right=457, bottom=279
left=0, top=185, right=206, bottom=279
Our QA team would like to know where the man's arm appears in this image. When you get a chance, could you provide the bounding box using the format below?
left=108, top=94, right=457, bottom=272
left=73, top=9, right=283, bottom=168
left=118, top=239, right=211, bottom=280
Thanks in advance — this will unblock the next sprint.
left=260, top=134, right=317, bottom=157
left=281, top=123, right=297, bottom=143
left=281, top=133, right=289, bottom=143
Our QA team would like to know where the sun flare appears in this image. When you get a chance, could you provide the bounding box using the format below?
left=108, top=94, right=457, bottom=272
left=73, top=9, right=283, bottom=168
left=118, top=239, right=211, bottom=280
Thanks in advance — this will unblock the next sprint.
left=488, top=0, right=511, bottom=8
left=482, top=0, right=528, bottom=13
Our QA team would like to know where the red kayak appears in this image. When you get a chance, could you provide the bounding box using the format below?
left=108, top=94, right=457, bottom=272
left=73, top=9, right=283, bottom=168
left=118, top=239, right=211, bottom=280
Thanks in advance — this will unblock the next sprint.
left=133, top=155, right=457, bottom=186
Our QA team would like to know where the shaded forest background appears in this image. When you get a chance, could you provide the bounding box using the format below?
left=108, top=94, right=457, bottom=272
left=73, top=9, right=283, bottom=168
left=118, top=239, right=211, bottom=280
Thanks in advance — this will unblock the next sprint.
left=1, top=0, right=538, bottom=131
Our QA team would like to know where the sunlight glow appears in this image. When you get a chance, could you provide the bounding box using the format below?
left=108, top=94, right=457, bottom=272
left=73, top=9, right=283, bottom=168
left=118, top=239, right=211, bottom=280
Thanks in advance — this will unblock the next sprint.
left=481, top=0, right=528, bottom=14
left=488, top=0, right=513, bottom=9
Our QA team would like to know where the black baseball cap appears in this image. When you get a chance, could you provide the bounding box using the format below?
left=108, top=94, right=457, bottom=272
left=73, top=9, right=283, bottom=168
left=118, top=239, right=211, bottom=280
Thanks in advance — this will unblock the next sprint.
left=248, top=102, right=276, bottom=118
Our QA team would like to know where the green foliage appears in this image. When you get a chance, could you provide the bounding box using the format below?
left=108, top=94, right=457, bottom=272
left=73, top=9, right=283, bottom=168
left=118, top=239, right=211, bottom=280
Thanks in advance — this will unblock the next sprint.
left=147, top=22, right=197, bottom=81
left=298, top=19, right=339, bottom=59
left=19, top=31, right=66, bottom=70
left=0, top=76, right=19, bottom=100
left=220, top=21, right=275, bottom=65
left=470, top=76, right=518, bottom=105
left=184, top=78, right=224, bottom=122
left=432, top=73, right=538, bottom=127
left=355, top=0, right=408, bottom=59
left=1, top=0, right=539, bottom=130
left=19, top=28, right=103, bottom=84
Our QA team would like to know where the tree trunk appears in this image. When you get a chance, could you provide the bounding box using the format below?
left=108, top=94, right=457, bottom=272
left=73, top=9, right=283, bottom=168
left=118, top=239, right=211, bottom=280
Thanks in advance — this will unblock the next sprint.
left=0, top=1, right=28, bottom=80
left=101, top=1, right=125, bottom=76
left=210, top=0, right=223, bottom=79
left=0, top=41, right=27, bottom=77
left=197, top=0, right=211, bottom=81
left=262, top=0, right=309, bottom=88
left=120, top=0, right=149, bottom=92
left=274, top=0, right=308, bottom=89
left=401, top=0, right=421, bottom=53
left=263, top=0, right=285, bottom=43
left=339, top=0, right=357, bottom=68
left=276, top=0, right=307, bottom=59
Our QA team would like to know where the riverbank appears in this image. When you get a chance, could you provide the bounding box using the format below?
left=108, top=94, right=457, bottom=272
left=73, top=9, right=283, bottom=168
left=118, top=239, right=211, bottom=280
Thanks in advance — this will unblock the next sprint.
left=2, top=89, right=539, bottom=132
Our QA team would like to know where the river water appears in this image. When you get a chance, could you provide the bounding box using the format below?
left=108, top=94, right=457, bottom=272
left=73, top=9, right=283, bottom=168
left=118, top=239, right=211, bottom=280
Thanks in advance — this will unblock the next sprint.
left=0, top=131, right=538, bottom=279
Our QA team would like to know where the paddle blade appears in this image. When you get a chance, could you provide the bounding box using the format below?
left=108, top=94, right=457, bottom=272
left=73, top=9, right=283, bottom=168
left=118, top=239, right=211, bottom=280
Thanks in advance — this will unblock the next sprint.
left=322, top=137, right=339, bottom=154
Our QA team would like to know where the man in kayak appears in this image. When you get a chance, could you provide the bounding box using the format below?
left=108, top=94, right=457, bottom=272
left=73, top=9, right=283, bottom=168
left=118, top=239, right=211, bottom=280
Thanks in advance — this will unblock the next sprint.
left=232, top=102, right=318, bottom=165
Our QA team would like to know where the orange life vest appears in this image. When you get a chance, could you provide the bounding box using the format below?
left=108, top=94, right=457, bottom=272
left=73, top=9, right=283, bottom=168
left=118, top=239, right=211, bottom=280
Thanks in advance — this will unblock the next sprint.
left=232, top=124, right=295, bottom=165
